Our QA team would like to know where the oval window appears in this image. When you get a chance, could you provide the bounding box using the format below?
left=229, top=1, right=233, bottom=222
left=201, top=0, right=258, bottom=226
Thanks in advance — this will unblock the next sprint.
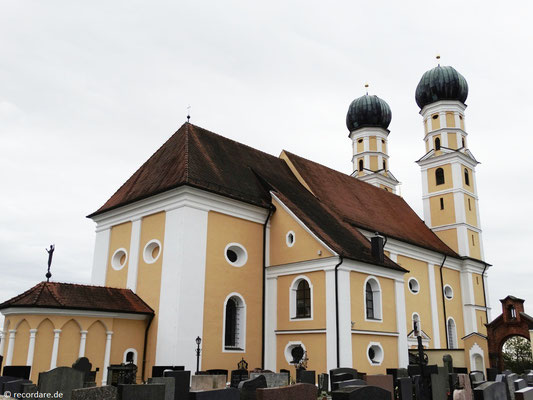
left=143, top=240, right=162, bottom=264
left=111, top=248, right=128, bottom=270
left=224, top=243, right=248, bottom=267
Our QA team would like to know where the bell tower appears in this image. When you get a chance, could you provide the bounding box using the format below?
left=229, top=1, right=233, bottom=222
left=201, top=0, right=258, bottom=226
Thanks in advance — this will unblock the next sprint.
left=415, top=64, right=484, bottom=260
left=346, top=87, right=399, bottom=193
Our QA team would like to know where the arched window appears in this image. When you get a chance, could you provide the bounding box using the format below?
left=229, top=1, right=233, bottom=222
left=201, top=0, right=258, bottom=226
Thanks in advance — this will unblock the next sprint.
left=447, top=318, right=457, bottom=349
left=464, top=168, right=470, bottom=186
left=224, top=294, right=246, bottom=351
left=462, top=137, right=466, bottom=148
left=359, top=159, right=364, bottom=172
left=296, top=280, right=311, bottom=318
left=382, top=160, right=386, bottom=170
left=413, top=313, right=420, bottom=334
left=364, top=277, right=382, bottom=321
left=508, top=305, right=517, bottom=319
left=436, top=168, right=445, bottom=185
left=435, top=137, right=441, bottom=150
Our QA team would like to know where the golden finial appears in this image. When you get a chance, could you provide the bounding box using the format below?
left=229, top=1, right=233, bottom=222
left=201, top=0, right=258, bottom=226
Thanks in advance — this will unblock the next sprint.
left=365, top=83, right=369, bottom=95
left=436, top=54, right=441, bottom=67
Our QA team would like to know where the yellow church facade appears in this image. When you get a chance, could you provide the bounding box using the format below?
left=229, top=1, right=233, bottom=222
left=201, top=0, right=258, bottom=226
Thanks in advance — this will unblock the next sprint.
left=1, top=63, right=491, bottom=383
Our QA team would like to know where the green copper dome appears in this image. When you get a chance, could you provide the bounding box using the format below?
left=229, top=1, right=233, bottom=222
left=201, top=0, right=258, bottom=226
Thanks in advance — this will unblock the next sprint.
left=346, top=94, right=392, bottom=132
left=415, top=65, right=468, bottom=109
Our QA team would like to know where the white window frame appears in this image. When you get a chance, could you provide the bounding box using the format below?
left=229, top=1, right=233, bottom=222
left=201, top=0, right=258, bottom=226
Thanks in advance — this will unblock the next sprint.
left=123, top=348, right=138, bottom=364
left=364, top=276, right=382, bottom=322
left=444, top=284, right=454, bottom=300
left=366, top=342, right=384, bottom=366
left=408, top=278, right=420, bottom=295
left=284, top=341, right=307, bottom=365
left=289, top=276, right=314, bottom=321
left=143, top=239, right=162, bottom=264
left=224, top=243, right=248, bottom=267
left=111, top=248, right=128, bottom=270
left=447, top=317, right=458, bottom=349
left=222, top=293, right=246, bottom=353
left=412, top=312, right=421, bottom=334
left=286, top=231, right=296, bottom=247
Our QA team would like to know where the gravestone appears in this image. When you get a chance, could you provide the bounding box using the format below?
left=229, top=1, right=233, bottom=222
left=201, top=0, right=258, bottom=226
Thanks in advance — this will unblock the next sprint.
left=256, top=383, right=317, bottom=400
left=189, top=388, right=240, bottom=400
left=280, top=369, right=291, bottom=384
left=334, top=379, right=367, bottom=390
left=296, top=370, right=315, bottom=385
left=449, top=373, right=459, bottom=393
left=163, top=370, right=190, bottom=400
left=443, top=355, right=454, bottom=373
left=331, top=385, right=391, bottom=400
left=515, top=380, right=528, bottom=392
left=72, top=385, right=118, bottom=400
left=454, top=368, right=468, bottom=374
left=3, top=379, right=31, bottom=396
left=330, top=368, right=358, bottom=389
left=431, top=367, right=449, bottom=400
left=365, top=375, right=394, bottom=400
left=318, top=373, right=329, bottom=393
left=408, top=365, right=421, bottom=376
left=238, top=375, right=267, bottom=400
left=152, top=366, right=185, bottom=378
left=527, top=373, right=533, bottom=386
left=21, top=383, right=38, bottom=394
left=506, top=373, right=519, bottom=400
left=397, top=377, right=413, bottom=400
left=457, top=374, right=473, bottom=400
left=515, top=387, right=533, bottom=400
left=470, top=371, right=486, bottom=388
left=38, top=367, right=85, bottom=400
left=191, top=374, right=226, bottom=391
left=487, top=368, right=499, bottom=382
left=107, top=364, right=137, bottom=386
left=72, top=357, right=96, bottom=386
left=206, top=369, right=228, bottom=379
left=250, top=372, right=288, bottom=388
left=230, top=369, right=249, bottom=388
left=473, top=381, right=507, bottom=400
left=3, top=365, right=31, bottom=380
left=496, top=374, right=513, bottom=400
left=118, top=383, right=165, bottom=400
left=148, top=377, right=175, bottom=400
left=0, top=376, right=19, bottom=392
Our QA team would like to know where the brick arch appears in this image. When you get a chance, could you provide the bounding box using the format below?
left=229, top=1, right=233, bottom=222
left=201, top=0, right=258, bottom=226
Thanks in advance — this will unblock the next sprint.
left=486, top=296, right=533, bottom=371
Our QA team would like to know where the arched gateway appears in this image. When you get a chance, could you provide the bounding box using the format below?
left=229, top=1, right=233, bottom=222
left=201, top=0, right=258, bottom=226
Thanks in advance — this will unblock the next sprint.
left=486, top=296, right=533, bottom=371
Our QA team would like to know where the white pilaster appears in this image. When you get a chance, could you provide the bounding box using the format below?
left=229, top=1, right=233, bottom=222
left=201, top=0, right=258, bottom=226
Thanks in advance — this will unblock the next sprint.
left=453, top=192, right=466, bottom=224
left=363, top=137, right=369, bottom=152
left=483, top=273, right=491, bottom=321
left=5, top=329, right=16, bottom=366
left=102, top=331, right=113, bottom=385
left=264, top=276, right=277, bottom=371
left=441, top=132, right=449, bottom=148
left=126, top=218, right=142, bottom=291
left=91, top=228, right=111, bottom=286
left=457, top=226, right=469, bottom=257
left=0, top=331, right=5, bottom=357
left=79, top=330, right=88, bottom=358
left=155, top=206, right=208, bottom=371
left=338, top=268, right=352, bottom=367
left=394, top=280, right=409, bottom=367
left=325, top=269, right=337, bottom=371
left=26, top=329, right=37, bottom=366
left=427, top=264, right=441, bottom=348
left=460, top=272, right=477, bottom=335
left=50, top=329, right=61, bottom=369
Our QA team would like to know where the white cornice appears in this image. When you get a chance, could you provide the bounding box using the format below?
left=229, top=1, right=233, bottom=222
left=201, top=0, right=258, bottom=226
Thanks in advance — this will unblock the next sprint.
left=422, top=188, right=478, bottom=200
left=91, top=186, right=269, bottom=230
left=349, top=127, right=390, bottom=140
left=351, top=329, right=399, bottom=337
left=275, top=329, right=326, bottom=335
left=417, top=150, right=479, bottom=169
left=266, top=257, right=340, bottom=277
left=431, top=224, right=482, bottom=234
left=420, top=100, right=466, bottom=117
left=424, top=128, right=467, bottom=142
left=0, top=307, right=151, bottom=320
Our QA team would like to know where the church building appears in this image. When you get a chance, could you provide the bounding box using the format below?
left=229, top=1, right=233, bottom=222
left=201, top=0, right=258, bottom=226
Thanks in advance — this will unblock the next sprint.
left=0, top=64, right=491, bottom=384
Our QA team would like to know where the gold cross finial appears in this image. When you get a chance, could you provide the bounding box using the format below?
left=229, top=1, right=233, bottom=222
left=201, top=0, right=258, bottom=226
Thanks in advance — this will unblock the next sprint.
left=365, top=83, right=369, bottom=95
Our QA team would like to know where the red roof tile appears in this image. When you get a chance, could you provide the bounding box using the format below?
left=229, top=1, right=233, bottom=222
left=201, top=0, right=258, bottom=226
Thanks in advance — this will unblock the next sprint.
left=0, top=282, right=154, bottom=315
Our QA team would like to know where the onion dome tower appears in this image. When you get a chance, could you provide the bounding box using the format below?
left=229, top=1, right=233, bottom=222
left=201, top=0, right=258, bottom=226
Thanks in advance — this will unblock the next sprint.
left=415, top=60, right=484, bottom=261
left=347, top=87, right=399, bottom=193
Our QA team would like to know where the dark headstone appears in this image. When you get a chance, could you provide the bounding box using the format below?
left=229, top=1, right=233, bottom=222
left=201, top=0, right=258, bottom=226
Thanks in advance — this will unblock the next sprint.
left=487, top=368, right=499, bottom=382
left=280, top=369, right=291, bottom=384
left=408, top=365, right=421, bottom=377
left=0, top=376, right=19, bottom=392
left=330, top=368, right=358, bottom=390
left=3, top=379, right=31, bottom=396
left=443, top=355, right=453, bottom=374
left=3, top=365, right=31, bottom=380
left=516, top=387, right=533, bottom=400
left=118, top=383, right=165, bottom=400
left=72, top=385, right=118, bottom=400
left=148, top=377, right=175, bottom=400
left=470, top=370, right=486, bottom=388
left=256, top=383, right=317, bottom=400
left=318, top=373, right=329, bottom=393
left=230, top=369, right=249, bottom=388
left=297, top=370, right=315, bottom=385
left=107, top=364, right=137, bottom=386
left=516, top=380, right=528, bottom=392
left=333, top=379, right=367, bottom=390
left=454, top=368, right=468, bottom=374
left=431, top=367, right=448, bottom=400
left=163, top=370, right=190, bottom=400
left=189, top=388, right=240, bottom=400
left=250, top=372, right=289, bottom=388
left=238, top=375, right=267, bottom=400
left=398, top=377, right=413, bottom=400
left=38, top=367, right=85, bottom=400
left=21, top=383, right=38, bottom=394
left=527, top=373, right=533, bottom=386
left=473, top=381, right=507, bottom=400
left=331, top=385, right=391, bottom=400
left=72, top=357, right=95, bottom=384
left=152, top=366, right=185, bottom=378
left=206, top=369, right=228, bottom=379
left=364, top=375, right=394, bottom=400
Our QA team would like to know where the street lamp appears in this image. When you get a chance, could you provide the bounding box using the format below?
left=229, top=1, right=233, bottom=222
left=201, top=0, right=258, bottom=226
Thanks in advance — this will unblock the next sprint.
left=195, top=336, right=202, bottom=374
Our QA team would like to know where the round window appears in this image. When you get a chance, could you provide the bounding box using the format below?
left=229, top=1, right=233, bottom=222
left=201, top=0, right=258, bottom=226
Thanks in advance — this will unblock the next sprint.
left=408, top=278, right=420, bottom=294
left=111, top=248, right=128, bottom=270
left=444, top=285, right=454, bottom=300
left=367, top=343, right=384, bottom=365
left=358, top=139, right=363, bottom=143
left=224, top=243, right=248, bottom=267
left=143, top=240, right=162, bottom=264
left=286, top=231, right=295, bottom=247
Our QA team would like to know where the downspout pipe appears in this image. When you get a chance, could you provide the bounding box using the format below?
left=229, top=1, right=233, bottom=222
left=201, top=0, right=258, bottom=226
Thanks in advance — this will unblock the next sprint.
left=481, top=263, right=489, bottom=324
left=141, top=313, right=154, bottom=382
left=261, top=205, right=275, bottom=370
left=334, top=256, right=344, bottom=368
left=439, top=255, right=448, bottom=349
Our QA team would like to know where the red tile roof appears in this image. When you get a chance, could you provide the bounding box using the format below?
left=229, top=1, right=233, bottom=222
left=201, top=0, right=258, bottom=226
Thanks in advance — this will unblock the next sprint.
left=89, top=123, right=457, bottom=270
left=0, top=282, right=154, bottom=315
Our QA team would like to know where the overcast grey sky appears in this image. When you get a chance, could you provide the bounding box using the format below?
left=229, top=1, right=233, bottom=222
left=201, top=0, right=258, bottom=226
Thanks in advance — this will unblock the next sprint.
left=1, top=0, right=532, bottom=321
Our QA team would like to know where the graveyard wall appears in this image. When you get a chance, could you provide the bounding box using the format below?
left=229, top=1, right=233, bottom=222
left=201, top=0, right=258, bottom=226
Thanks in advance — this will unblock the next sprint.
left=105, top=221, right=132, bottom=288
left=269, top=197, right=333, bottom=266
left=351, top=333, right=398, bottom=374
left=201, top=211, right=263, bottom=372
left=350, top=271, right=397, bottom=332
left=276, top=332, right=326, bottom=375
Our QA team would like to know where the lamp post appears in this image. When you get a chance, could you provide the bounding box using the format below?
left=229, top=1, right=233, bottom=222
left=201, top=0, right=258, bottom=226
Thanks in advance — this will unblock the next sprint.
left=195, top=336, right=202, bottom=374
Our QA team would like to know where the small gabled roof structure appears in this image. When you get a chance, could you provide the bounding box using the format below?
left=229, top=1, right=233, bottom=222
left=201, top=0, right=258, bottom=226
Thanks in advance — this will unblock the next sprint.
left=0, top=282, right=154, bottom=315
